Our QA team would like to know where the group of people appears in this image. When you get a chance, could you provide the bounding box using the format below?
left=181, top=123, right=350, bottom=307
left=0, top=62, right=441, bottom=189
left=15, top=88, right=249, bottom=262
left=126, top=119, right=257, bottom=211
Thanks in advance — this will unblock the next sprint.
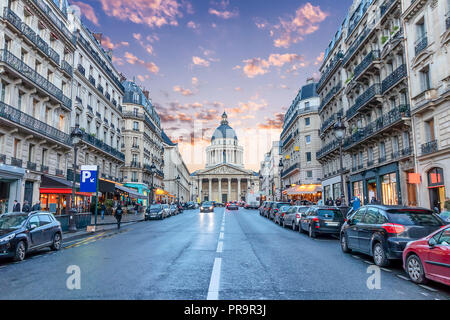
left=324, top=198, right=343, bottom=207
left=12, top=200, right=41, bottom=213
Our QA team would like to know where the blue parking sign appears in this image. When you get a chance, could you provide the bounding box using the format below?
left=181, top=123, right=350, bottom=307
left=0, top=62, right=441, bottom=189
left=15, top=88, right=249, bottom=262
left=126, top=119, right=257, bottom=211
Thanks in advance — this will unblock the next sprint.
left=80, top=165, right=98, bottom=193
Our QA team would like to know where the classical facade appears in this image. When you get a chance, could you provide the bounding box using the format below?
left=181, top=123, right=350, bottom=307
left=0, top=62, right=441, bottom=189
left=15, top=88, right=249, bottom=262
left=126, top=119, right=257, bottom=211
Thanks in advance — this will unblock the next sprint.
left=191, top=112, right=259, bottom=203
left=402, top=0, right=450, bottom=211
left=0, top=0, right=75, bottom=212
left=259, top=141, right=282, bottom=201
left=280, top=78, right=322, bottom=201
left=162, top=131, right=191, bottom=203
left=121, top=80, right=164, bottom=204
left=317, top=0, right=416, bottom=207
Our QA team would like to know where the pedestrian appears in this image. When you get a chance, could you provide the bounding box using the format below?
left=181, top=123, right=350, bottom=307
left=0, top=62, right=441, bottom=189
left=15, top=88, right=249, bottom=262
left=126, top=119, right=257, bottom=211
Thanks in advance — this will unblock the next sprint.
left=115, top=204, right=123, bottom=229
left=330, top=198, right=335, bottom=206
left=351, top=195, right=361, bottom=211
left=13, top=200, right=21, bottom=212
left=370, top=196, right=377, bottom=204
left=135, top=202, right=139, bottom=215
left=31, top=201, right=41, bottom=211
left=335, top=198, right=342, bottom=206
left=22, top=200, right=31, bottom=213
left=101, top=203, right=106, bottom=220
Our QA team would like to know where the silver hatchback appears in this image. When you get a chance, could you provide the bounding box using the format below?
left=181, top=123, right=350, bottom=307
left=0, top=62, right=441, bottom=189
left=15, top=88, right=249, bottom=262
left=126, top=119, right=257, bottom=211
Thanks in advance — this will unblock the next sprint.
left=282, top=206, right=310, bottom=231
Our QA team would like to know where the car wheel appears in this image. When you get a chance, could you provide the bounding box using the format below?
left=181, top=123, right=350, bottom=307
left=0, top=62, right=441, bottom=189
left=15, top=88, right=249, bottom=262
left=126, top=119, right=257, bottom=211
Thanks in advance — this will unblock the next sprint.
left=340, top=233, right=351, bottom=253
left=406, top=254, right=427, bottom=284
left=292, top=222, right=296, bottom=231
left=282, top=220, right=286, bottom=228
left=51, top=233, right=62, bottom=251
left=309, top=225, right=316, bottom=238
left=373, top=242, right=389, bottom=267
left=299, top=223, right=306, bottom=234
left=14, top=241, right=26, bottom=262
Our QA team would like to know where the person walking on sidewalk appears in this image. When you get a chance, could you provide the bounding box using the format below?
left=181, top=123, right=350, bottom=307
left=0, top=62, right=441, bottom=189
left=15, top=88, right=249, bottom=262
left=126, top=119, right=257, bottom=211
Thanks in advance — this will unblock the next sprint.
left=101, top=203, right=106, bottom=220
left=115, top=205, right=123, bottom=229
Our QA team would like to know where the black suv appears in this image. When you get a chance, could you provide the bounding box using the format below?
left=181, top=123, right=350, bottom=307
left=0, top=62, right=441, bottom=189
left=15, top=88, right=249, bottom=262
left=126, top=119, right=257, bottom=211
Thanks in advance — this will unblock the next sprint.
left=340, top=205, right=446, bottom=266
left=299, top=206, right=345, bottom=238
left=0, top=212, right=63, bottom=261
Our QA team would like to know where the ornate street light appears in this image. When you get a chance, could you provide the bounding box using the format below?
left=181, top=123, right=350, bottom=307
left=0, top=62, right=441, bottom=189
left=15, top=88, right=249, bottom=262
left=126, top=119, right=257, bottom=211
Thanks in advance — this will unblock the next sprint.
left=176, top=175, right=181, bottom=204
left=333, top=117, right=346, bottom=204
left=149, top=162, right=156, bottom=205
left=69, top=124, right=83, bottom=232
left=279, top=159, right=284, bottom=202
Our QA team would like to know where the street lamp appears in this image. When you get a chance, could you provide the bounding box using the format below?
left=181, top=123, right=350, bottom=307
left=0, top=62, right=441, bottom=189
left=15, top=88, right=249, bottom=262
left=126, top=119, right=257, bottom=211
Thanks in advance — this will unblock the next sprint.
left=149, top=162, right=156, bottom=205
left=176, top=175, right=181, bottom=204
left=188, top=182, right=192, bottom=201
left=69, top=124, right=83, bottom=232
left=278, top=159, right=284, bottom=201
left=333, top=116, right=346, bottom=204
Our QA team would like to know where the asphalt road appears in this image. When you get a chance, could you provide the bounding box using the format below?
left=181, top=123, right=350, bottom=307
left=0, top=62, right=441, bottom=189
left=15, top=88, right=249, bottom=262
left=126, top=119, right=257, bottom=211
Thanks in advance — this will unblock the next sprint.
left=0, top=207, right=449, bottom=300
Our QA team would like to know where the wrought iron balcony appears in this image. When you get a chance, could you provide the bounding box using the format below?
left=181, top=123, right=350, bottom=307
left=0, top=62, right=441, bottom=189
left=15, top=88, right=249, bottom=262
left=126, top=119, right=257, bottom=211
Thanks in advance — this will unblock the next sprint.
left=27, top=161, right=37, bottom=171
left=367, top=160, right=374, bottom=167
left=353, top=50, right=380, bottom=80
left=55, top=169, right=64, bottom=177
left=0, top=49, right=71, bottom=110
left=343, top=27, right=373, bottom=65
left=281, top=163, right=300, bottom=178
left=3, top=8, right=60, bottom=65
left=415, top=34, right=428, bottom=56
left=317, top=139, right=340, bottom=160
left=319, top=82, right=342, bottom=112
left=282, top=134, right=293, bottom=149
left=130, top=162, right=141, bottom=168
left=344, top=105, right=410, bottom=150
left=66, top=169, right=80, bottom=183
left=105, top=92, right=111, bottom=101
left=0, top=154, right=6, bottom=164
left=346, top=84, right=381, bottom=120
left=421, top=140, right=438, bottom=156
left=380, top=0, right=396, bottom=17
left=378, top=156, right=387, bottom=164
left=0, top=101, right=71, bottom=145
left=89, top=75, right=96, bottom=86
left=320, top=109, right=343, bottom=135
left=402, top=147, right=412, bottom=156
left=77, top=64, right=85, bottom=76
left=317, top=51, right=344, bottom=90
left=97, top=84, right=104, bottom=94
left=382, top=64, right=407, bottom=93
left=41, top=165, right=49, bottom=174
left=131, top=144, right=139, bottom=149
left=11, top=157, right=22, bottom=168
left=61, top=60, right=72, bottom=76
left=75, top=129, right=125, bottom=161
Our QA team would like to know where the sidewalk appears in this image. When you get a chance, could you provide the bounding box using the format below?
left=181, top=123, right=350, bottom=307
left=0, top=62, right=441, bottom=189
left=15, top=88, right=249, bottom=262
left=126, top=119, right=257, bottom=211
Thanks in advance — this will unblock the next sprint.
left=62, top=212, right=145, bottom=242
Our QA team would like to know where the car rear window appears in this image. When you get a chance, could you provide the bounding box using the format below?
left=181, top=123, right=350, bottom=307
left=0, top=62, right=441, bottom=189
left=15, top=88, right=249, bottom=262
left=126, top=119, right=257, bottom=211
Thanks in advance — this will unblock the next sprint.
left=150, top=205, right=162, bottom=209
left=318, top=209, right=343, bottom=219
left=387, top=211, right=443, bottom=226
left=276, top=203, right=290, bottom=208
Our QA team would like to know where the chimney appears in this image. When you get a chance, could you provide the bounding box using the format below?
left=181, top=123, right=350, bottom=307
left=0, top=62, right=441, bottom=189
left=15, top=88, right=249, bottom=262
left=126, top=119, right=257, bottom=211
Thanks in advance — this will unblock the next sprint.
left=306, top=77, right=314, bottom=84
left=93, top=32, right=102, bottom=44
left=143, top=90, right=150, bottom=100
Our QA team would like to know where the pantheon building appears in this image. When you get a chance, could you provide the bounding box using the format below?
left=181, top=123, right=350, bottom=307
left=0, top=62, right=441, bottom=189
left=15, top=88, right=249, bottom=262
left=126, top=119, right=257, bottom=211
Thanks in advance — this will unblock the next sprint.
left=191, top=112, right=259, bottom=203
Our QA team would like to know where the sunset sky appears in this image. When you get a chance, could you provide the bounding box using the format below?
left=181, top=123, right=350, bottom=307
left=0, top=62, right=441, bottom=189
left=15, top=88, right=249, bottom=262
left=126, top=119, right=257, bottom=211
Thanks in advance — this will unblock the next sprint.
left=70, top=0, right=354, bottom=172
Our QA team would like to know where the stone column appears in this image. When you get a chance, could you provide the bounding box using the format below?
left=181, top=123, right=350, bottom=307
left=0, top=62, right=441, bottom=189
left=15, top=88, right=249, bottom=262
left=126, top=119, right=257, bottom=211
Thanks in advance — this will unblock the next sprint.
left=208, top=178, right=212, bottom=201
left=238, top=178, right=241, bottom=201
left=198, top=179, right=202, bottom=202
left=228, top=178, right=231, bottom=201
left=218, top=178, right=222, bottom=203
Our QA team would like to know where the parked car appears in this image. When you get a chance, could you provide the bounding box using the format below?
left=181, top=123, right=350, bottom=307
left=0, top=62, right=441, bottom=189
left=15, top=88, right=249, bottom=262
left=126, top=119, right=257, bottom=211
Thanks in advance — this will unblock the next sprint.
left=185, top=202, right=196, bottom=210
left=259, top=201, right=271, bottom=216
left=226, top=202, right=239, bottom=211
left=283, top=206, right=310, bottom=231
left=439, top=211, right=450, bottom=223
left=145, top=204, right=166, bottom=220
left=161, top=204, right=171, bottom=218
left=274, top=206, right=291, bottom=225
left=200, top=201, right=214, bottom=213
left=403, top=225, right=450, bottom=286
left=264, top=202, right=275, bottom=218
left=269, top=202, right=290, bottom=221
left=0, top=212, right=62, bottom=262
left=340, top=205, right=446, bottom=267
left=170, top=205, right=179, bottom=215
left=299, top=206, right=345, bottom=238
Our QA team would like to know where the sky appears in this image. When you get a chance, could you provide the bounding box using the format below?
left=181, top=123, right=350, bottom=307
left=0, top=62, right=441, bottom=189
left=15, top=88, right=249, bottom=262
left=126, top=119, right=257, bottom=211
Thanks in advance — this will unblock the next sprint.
left=69, top=0, right=354, bottom=172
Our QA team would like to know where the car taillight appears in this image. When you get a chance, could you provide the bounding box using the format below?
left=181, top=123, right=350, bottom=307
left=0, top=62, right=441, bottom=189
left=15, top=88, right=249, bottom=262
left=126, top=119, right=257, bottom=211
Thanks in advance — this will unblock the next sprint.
left=382, top=223, right=405, bottom=234
left=312, top=217, right=319, bottom=222
left=274, top=209, right=278, bottom=213
left=296, top=214, right=300, bottom=219
left=282, top=213, right=285, bottom=217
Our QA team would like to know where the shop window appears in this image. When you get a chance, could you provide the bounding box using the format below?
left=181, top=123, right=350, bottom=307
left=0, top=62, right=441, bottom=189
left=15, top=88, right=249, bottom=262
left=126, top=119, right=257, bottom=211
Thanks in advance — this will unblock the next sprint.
left=382, top=173, right=398, bottom=205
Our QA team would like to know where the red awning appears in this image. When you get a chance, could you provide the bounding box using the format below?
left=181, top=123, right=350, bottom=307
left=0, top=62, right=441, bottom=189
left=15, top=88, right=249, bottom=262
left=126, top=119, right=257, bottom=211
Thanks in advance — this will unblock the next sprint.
left=39, top=188, right=93, bottom=196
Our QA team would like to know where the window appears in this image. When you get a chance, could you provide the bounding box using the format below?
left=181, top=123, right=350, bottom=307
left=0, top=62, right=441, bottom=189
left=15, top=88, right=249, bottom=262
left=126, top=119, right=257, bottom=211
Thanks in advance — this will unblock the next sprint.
left=437, top=228, right=450, bottom=246
left=425, top=118, right=435, bottom=142
left=39, top=215, right=52, bottom=226
left=368, top=147, right=374, bottom=163
left=350, top=208, right=366, bottom=224
left=306, top=135, right=311, bottom=144
left=28, top=216, right=40, bottom=228
left=306, top=152, right=311, bottom=162
left=379, top=142, right=386, bottom=159
left=363, top=208, right=380, bottom=224
left=305, top=117, right=310, bottom=126
left=133, top=122, right=139, bottom=131
left=420, top=66, right=431, bottom=92
left=307, top=171, right=312, bottom=178
left=392, top=136, right=399, bottom=154
left=304, top=101, right=310, bottom=109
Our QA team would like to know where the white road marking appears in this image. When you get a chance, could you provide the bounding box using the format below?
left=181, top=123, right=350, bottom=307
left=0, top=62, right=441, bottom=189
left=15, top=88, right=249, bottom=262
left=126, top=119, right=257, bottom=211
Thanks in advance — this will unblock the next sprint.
left=219, top=232, right=224, bottom=240
left=220, top=226, right=224, bottom=232
left=216, top=241, right=223, bottom=253
left=381, top=268, right=392, bottom=272
left=419, top=284, right=438, bottom=292
left=352, top=255, right=361, bottom=259
left=207, top=257, right=222, bottom=300
left=397, top=274, right=410, bottom=281
left=363, top=260, right=373, bottom=265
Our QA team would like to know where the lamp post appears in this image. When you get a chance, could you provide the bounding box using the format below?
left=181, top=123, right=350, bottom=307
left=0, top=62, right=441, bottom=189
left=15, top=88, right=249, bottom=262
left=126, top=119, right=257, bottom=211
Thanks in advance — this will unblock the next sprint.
left=149, top=162, right=156, bottom=205
left=176, top=175, right=181, bottom=204
left=333, top=116, right=346, bottom=204
left=69, top=124, right=83, bottom=232
left=188, top=182, right=192, bottom=201
left=279, top=159, right=284, bottom=202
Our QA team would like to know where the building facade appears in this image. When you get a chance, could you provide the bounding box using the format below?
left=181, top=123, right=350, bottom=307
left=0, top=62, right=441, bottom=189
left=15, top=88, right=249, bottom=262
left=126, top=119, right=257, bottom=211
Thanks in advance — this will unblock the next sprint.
left=402, top=0, right=450, bottom=211
left=317, top=0, right=417, bottom=207
left=259, top=141, right=282, bottom=201
left=191, top=112, right=259, bottom=203
left=0, top=0, right=76, bottom=213
left=121, top=80, right=164, bottom=204
left=280, top=78, right=322, bottom=202
left=162, top=131, right=191, bottom=203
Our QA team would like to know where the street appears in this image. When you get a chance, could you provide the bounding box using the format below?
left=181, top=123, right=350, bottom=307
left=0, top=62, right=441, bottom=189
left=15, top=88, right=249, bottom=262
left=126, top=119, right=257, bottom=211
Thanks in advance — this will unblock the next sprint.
left=1, top=208, right=449, bottom=300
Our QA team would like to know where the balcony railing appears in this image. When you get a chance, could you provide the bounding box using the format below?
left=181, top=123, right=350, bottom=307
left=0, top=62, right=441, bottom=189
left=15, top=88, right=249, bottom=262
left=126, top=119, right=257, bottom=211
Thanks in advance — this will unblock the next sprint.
left=89, top=75, right=96, bottom=86
left=3, top=8, right=60, bottom=65
left=346, top=84, right=381, bottom=120
left=415, top=34, right=428, bottom=56
left=317, top=139, right=340, bottom=159
left=378, top=156, right=387, bottom=164
left=41, top=165, right=49, bottom=174
left=282, top=134, right=293, bottom=149
left=0, top=100, right=71, bottom=145
left=61, top=60, right=73, bottom=76
left=353, top=50, right=380, bottom=80
left=317, top=51, right=344, bottom=90
left=320, top=109, right=344, bottom=135
left=55, top=169, right=64, bottom=177
left=382, top=64, right=407, bottom=93
left=11, top=157, right=22, bottom=168
left=421, top=140, right=438, bottom=156
left=0, top=49, right=71, bottom=110
left=74, top=129, right=125, bottom=161
left=27, top=161, right=37, bottom=171
left=281, top=163, right=300, bottom=178
left=77, top=64, right=85, bottom=76
left=344, top=105, right=410, bottom=150
left=343, top=27, right=373, bottom=65
left=380, top=0, right=396, bottom=17
left=319, top=82, right=342, bottom=112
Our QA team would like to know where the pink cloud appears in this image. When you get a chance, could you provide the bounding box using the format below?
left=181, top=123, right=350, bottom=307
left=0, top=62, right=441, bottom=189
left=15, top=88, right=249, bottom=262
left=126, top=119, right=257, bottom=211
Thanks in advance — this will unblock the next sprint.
left=192, top=56, right=210, bottom=67
left=72, top=1, right=100, bottom=26
left=124, top=51, right=159, bottom=74
left=239, top=53, right=305, bottom=78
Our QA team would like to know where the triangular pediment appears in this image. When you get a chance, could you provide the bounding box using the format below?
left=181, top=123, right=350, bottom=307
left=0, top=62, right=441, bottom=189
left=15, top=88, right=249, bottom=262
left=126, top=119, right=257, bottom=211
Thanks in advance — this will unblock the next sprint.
left=200, top=164, right=252, bottom=176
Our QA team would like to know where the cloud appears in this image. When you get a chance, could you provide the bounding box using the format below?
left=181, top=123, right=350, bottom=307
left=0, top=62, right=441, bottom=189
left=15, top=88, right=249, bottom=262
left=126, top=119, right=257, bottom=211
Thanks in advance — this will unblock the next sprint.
left=208, top=0, right=239, bottom=19
left=132, top=32, right=156, bottom=55
left=258, top=2, right=328, bottom=48
left=124, top=52, right=159, bottom=74
left=187, top=21, right=199, bottom=29
left=192, top=77, right=199, bottom=86
left=97, top=0, right=185, bottom=28
left=315, top=52, right=325, bottom=65
left=192, top=56, right=210, bottom=67
left=234, top=87, right=242, bottom=92
left=173, top=85, right=194, bottom=96
left=72, top=1, right=100, bottom=26
left=239, top=53, right=305, bottom=78
left=257, top=113, right=285, bottom=129
left=100, top=35, right=129, bottom=50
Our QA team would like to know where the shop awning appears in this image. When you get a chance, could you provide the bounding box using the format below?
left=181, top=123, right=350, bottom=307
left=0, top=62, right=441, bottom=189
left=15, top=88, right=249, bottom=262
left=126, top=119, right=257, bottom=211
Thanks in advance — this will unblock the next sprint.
left=40, top=175, right=92, bottom=196
left=115, top=184, right=147, bottom=199
left=283, top=184, right=322, bottom=195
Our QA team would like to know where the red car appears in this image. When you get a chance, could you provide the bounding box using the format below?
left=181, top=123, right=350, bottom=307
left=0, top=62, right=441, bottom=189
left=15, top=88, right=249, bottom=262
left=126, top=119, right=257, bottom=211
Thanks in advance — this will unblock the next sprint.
left=403, top=225, right=450, bottom=286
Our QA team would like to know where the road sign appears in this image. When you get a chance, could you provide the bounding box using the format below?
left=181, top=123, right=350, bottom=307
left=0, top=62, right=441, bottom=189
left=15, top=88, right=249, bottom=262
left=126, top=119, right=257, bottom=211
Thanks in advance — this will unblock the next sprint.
left=80, top=165, right=98, bottom=193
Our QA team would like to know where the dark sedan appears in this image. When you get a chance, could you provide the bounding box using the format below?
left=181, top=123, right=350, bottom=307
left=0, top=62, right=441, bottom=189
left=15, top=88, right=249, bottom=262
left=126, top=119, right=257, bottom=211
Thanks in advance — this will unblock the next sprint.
left=269, top=202, right=291, bottom=221
left=226, top=202, right=239, bottom=211
left=0, top=212, right=62, bottom=262
left=200, top=202, right=214, bottom=213
left=299, top=206, right=345, bottom=238
left=340, top=205, right=446, bottom=267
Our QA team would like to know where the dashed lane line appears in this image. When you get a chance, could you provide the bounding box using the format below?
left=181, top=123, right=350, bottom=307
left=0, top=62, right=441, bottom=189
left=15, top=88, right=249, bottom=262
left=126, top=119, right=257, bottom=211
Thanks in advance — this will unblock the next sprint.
left=397, top=274, right=410, bottom=281
left=419, top=284, right=438, bottom=292
left=216, top=241, right=223, bottom=253
left=206, top=257, right=222, bottom=300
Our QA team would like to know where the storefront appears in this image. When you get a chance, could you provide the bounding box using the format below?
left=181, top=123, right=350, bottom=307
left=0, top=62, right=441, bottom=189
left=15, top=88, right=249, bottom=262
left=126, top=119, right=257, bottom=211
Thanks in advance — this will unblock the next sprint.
left=283, top=184, right=322, bottom=203
left=0, top=164, right=25, bottom=213
left=124, top=183, right=149, bottom=207
left=321, top=175, right=342, bottom=202
left=115, top=184, right=147, bottom=205
left=427, top=167, right=446, bottom=212
left=349, top=162, right=401, bottom=205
